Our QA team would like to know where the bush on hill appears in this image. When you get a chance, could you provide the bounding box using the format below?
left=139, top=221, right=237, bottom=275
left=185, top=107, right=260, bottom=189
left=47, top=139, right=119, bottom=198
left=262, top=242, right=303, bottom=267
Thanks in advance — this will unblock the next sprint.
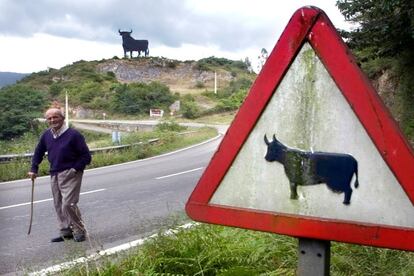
left=0, top=85, right=46, bottom=140
left=196, top=56, right=249, bottom=72
left=111, top=82, right=177, bottom=114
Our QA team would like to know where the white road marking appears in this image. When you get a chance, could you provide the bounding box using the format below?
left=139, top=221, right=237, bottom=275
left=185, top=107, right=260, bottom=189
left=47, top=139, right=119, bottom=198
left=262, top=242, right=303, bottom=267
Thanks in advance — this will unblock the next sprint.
left=0, top=189, right=106, bottom=210
left=155, top=167, right=204, bottom=180
left=29, top=222, right=198, bottom=276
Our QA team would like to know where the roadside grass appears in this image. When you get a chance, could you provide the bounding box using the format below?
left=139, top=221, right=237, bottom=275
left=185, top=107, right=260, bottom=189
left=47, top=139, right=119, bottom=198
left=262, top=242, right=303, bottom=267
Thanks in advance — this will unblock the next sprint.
left=0, top=126, right=217, bottom=182
left=0, top=131, right=43, bottom=155
left=89, top=126, right=216, bottom=169
left=0, top=127, right=110, bottom=154
left=183, top=111, right=237, bottom=125
left=58, top=223, right=414, bottom=275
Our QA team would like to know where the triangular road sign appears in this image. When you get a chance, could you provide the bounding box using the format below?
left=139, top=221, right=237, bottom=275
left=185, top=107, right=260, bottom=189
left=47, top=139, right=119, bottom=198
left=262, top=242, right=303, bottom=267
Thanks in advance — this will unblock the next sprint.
left=186, top=6, right=414, bottom=251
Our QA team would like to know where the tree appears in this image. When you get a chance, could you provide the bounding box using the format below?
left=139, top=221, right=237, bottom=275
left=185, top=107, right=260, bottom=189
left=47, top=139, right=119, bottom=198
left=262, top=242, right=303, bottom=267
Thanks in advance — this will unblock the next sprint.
left=336, top=0, right=414, bottom=60
left=336, top=0, right=414, bottom=140
left=244, top=57, right=253, bottom=72
left=257, top=48, right=268, bottom=72
left=0, top=85, right=46, bottom=140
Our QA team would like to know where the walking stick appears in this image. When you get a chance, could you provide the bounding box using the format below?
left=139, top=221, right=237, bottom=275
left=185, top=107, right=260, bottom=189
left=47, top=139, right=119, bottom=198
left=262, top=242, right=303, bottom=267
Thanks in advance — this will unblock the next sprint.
left=28, top=178, right=35, bottom=235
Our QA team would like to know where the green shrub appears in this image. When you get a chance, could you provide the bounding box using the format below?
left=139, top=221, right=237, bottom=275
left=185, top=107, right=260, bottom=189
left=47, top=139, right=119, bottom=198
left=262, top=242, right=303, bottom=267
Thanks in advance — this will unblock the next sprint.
left=214, top=89, right=248, bottom=112
left=49, top=83, right=64, bottom=97
left=195, top=81, right=205, bottom=88
left=195, top=56, right=249, bottom=72
left=111, top=82, right=176, bottom=115
left=62, top=223, right=414, bottom=275
left=104, top=71, right=116, bottom=80
left=166, top=60, right=178, bottom=68
left=0, top=85, right=46, bottom=140
left=181, top=100, right=201, bottom=119
left=156, top=121, right=186, bottom=132
left=220, top=78, right=252, bottom=98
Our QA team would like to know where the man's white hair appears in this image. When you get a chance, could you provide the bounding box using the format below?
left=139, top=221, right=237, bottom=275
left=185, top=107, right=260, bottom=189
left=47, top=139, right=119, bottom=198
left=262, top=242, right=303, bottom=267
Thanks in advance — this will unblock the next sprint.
left=45, top=108, right=65, bottom=118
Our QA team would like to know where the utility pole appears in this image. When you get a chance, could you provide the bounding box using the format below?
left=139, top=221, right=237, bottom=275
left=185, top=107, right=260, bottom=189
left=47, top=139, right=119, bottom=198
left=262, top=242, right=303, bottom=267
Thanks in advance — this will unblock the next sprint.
left=65, top=90, right=69, bottom=127
left=214, top=71, right=217, bottom=94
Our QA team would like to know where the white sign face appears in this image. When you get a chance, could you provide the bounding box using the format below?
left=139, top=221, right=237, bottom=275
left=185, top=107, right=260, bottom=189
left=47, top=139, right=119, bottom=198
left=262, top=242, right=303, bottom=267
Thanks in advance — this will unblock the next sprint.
left=210, top=43, right=414, bottom=228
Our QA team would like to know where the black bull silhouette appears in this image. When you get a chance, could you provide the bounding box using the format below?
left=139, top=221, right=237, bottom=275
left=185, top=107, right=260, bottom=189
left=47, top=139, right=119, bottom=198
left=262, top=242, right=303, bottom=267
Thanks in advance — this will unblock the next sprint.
left=118, top=29, right=149, bottom=58
left=264, top=135, right=359, bottom=205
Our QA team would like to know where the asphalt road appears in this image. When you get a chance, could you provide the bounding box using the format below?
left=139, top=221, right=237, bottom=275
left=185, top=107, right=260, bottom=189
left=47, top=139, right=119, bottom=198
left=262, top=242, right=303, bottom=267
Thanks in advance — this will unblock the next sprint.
left=0, top=134, right=222, bottom=275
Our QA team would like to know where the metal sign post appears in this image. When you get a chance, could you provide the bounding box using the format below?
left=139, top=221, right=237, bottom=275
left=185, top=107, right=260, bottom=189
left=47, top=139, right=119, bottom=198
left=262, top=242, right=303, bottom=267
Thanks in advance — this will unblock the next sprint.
left=298, top=238, right=330, bottom=276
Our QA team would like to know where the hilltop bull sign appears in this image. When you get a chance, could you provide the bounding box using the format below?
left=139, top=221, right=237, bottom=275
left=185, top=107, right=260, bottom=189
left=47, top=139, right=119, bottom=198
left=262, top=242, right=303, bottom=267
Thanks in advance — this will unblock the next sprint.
left=118, top=29, right=149, bottom=58
left=186, top=6, right=414, bottom=253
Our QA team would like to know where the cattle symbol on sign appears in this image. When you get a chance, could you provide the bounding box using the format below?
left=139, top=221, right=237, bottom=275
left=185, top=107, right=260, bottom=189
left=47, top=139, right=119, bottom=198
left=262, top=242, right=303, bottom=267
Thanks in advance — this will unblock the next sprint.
left=264, top=134, right=359, bottom=205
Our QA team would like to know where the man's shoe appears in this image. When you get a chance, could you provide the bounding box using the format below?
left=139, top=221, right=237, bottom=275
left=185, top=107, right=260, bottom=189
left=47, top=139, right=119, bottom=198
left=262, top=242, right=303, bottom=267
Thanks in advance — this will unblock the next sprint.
left=51, top=235, right=72, bottom=242
left=51, top=232, right=73, bottom=242
left=73, top=233, right=86, bottom=242
left=60, top=227, right=72, bottom=237
left=51, top=236, right=65, bottom=242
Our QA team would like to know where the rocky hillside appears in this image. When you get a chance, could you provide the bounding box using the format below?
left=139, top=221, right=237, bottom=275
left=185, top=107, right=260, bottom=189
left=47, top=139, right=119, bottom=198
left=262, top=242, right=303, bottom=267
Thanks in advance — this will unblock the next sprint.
left=96, top=58, right=238, bottom=94
left=19, top=56, right=255, bottom=97
left=11, top=56, right=255, bottom=120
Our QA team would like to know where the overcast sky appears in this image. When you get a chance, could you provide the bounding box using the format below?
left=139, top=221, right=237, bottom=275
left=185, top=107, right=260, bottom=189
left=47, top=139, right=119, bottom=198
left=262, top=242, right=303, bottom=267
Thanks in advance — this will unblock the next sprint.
left=0, top=0, right=351, bottom=73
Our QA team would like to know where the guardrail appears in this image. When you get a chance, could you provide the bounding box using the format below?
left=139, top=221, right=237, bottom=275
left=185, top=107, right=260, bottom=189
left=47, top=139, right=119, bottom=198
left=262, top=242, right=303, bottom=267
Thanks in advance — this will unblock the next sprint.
left=0, top=138, right=159, bottom=163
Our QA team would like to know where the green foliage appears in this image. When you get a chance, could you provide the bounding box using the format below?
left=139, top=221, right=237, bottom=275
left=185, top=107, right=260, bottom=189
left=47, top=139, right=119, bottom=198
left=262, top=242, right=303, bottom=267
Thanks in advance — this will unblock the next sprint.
left=6, top=56, right=256, bottom=123
left=199, top=77, right=251, bottom=114
left=195, top=80, right=205, bottom=88
left=337, top=0, right=414, bottom=60
left=111, top=82, right=176, bottom=114
left=17, top=59, right=120, bottom=112
left=155, top=121, right=186, bottom=132
left=61, top=223, right=414, bottom=275
left=337, top=0, right=414, bottom=143
left=0, top=85, right=46, bottom=140
left=196, top=56, right=249, bottom=72
left=331, top=241, right=414, bottom=275
left=214, top=88, right=249, bottom=112
left=0, top=126, right=217, bottom=181
left=358, top=56, right=396, bottom=78
left=396, top=53, right=414, bottom=141
left=166, top=59, right=179, bottom=68
left=181, top=95, right=201, bottom=119
left=220, top=78, right=252, bottom=98
left=49, top=82, right=64, bottom=97
left=132, top=225, right=296, bottom=275
left=0, top=125, right=45, bottom=154
left=104, top=71, right=116, bottom=81
left=78, top=81, right=103, bottom=103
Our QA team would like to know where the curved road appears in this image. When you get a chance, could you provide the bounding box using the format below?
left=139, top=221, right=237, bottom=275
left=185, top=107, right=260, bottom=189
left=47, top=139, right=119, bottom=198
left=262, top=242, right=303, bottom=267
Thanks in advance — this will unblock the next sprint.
left=0, top=133, right=223, bottom=275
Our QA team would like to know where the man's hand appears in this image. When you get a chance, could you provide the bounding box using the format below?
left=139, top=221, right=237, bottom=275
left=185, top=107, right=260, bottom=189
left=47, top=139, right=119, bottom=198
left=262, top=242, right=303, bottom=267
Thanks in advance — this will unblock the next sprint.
left=28, top=172, right=37, bottom=181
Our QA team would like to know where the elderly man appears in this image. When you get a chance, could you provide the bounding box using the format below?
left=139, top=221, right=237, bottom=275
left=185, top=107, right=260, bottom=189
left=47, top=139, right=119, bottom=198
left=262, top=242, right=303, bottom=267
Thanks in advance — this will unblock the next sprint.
left=28, top=107, right=91, bottom=242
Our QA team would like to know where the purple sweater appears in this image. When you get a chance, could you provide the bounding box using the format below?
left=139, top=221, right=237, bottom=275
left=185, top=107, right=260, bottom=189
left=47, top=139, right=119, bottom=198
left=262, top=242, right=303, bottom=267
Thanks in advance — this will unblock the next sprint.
left=31, top=128, right=91, bottom=175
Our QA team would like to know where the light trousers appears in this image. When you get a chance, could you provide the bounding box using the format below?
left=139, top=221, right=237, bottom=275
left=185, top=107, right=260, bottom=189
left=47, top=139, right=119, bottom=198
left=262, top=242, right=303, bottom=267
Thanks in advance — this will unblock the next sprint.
left=50, top=169, right=85, bottom=234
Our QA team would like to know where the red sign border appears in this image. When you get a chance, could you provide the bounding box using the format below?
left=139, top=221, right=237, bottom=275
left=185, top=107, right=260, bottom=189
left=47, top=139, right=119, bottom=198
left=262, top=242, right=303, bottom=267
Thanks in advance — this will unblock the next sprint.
left=186, top=6, right=414, bottom=251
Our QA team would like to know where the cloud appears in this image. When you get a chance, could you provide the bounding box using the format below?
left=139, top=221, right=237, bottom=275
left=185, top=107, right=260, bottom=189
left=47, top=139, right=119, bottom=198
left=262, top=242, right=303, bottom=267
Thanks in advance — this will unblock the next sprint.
left=0, top=0, right=292, bottom=50
left=0, top=0, right=351, bottom=73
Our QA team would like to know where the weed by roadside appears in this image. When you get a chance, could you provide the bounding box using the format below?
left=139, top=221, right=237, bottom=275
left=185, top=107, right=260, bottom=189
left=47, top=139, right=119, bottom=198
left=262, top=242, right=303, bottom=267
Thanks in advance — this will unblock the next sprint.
left=58, top=223, right=414, bottom=275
